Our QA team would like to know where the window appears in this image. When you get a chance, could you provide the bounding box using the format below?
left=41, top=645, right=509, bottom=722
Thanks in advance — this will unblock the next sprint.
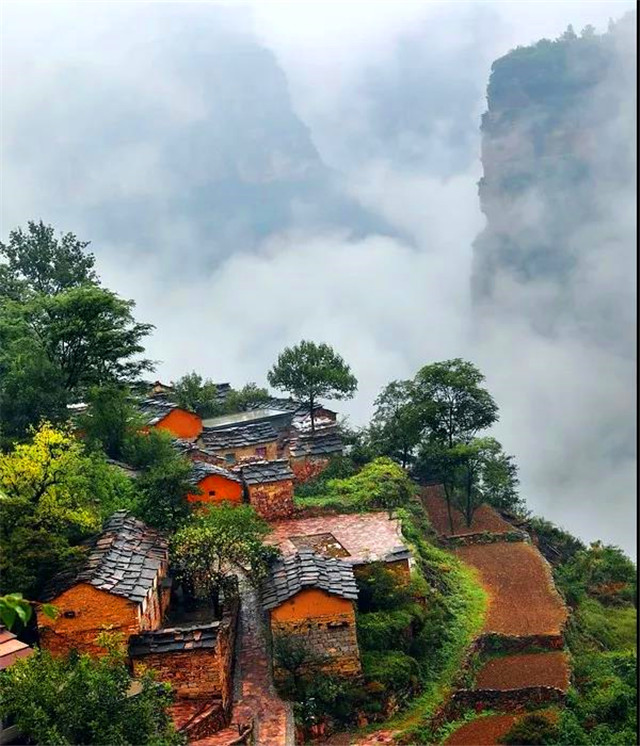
left=63, top=610, right=76, bottom=619
left=255, top=446, right=267, bottom=458
left=208, top=490, right=216, bottom=497
left=225, top=453, right=236, bottom=464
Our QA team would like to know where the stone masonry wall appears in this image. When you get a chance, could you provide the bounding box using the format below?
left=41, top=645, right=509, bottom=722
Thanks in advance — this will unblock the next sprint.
left=248, top=480, right=294, bottom=520
left=290, top=456, right=329, bottom=483
left=134, top=648, right=222, bottom=699
left=272, top=612, right=361, bottom=679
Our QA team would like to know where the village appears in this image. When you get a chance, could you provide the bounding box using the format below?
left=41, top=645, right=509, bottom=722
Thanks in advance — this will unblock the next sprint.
left=2, top=362, right=595, bottom=746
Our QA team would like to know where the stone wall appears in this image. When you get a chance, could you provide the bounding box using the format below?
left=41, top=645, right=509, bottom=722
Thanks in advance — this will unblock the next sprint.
left=248, top=480, right=294, bottom=520
left=271, top=610, right=361, bottom=679
left=290, top=456, right=329, bottom=483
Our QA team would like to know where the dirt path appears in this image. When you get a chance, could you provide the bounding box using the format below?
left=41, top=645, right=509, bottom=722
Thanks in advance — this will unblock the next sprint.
left=192, top=575, right=294, bottom=746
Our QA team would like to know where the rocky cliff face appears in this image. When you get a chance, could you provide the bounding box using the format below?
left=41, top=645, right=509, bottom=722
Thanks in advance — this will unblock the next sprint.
left=472, top=13, right=636, bottom=345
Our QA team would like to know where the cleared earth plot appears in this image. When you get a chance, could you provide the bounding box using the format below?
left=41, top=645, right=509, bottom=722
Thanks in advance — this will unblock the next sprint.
left=473, top=651, right=571, bottom=691
left=422, top=488, right=516, bottom=537
left=454, top=541, right=568, bottom=637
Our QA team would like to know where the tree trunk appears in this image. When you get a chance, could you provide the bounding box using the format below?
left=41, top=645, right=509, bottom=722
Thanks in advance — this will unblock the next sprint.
left=465, top=463, right=473, bottom=528
left=309, top=393, right=315, bottom=435
left=443, top=482, right=455, bottom=535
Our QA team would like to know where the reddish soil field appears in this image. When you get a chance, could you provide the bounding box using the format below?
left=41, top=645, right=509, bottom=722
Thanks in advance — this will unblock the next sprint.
left=444, top=713, right=519, bottom=745
left=474, top=651, right=571, bottom=692
left=444, top=710, right=558, bottom=746
left=455, top=542, right=568, bottom=637
left=422, top=489, right=514, bottom=537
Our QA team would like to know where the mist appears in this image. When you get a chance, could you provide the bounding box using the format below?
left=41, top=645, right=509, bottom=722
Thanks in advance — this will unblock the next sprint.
left=1, top=1, right=635, bottom=556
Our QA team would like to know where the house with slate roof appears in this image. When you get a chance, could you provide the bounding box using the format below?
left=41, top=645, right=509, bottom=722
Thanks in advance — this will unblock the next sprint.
left=187, top=461, right=244, bottom=508
left=198, top=421, right=281, bottom=464
left=137, top=398, right=203, bottom=440
left=235, top=459, right=295, bottom=520
left=262, top=550, right=361, bottom=678
left=39, top=511, right=170, bottom=657
left=129, top=599, right=239, bottom=738
left=288, top=427, right=344, bottom=482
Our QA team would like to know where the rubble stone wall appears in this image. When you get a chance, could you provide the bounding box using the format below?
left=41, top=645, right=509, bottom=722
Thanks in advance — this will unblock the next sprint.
left=248, top=480, right=294, bottom=520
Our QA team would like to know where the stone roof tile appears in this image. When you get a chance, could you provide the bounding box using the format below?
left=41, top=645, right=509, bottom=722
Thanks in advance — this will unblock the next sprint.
left=200, top=421, right=279, bottom=449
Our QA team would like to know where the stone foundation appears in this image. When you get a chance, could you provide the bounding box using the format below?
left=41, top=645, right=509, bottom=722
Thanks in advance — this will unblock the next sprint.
left=248, top=481, right=294, bottom=520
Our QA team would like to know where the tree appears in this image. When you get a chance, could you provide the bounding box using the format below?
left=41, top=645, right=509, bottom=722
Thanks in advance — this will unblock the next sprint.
left=268, top=341, right=357, bottom=433
left=27, top=285, right=154, bottom=391
left=413, top=359, right=498, bottom=448
left=0, top=423, right=133, bottom=596
left=0, top=221, right=98, bottom=299
left=369, top=380, right=424, bottom=468
left=172, top=372, right=226, bottom=418
left=134, top=450, right=194, bottom=533
left=481, top=444, right=525, bottom=515
left=171, top=505, right=278, bottom=613
left=0, top=634, right=184, bottom=746
left=0, top=593, right=56, bottom=630
left=78, top=385, right=143, bottom=460
left=225, top=382, right=271, bottom=412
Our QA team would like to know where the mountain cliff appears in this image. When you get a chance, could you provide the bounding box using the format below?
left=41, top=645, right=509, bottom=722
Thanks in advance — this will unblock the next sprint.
left=472, top=13, right=636, bottom=346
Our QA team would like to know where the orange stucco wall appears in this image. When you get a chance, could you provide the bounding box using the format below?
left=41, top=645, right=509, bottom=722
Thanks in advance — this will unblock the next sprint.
left=39, top=583, right=139, bottom=657
left=271, top=588, right=353, bottom=622
left=154, top=409, right=203, bottom=439
left=187, top=474, right=244, bottom=506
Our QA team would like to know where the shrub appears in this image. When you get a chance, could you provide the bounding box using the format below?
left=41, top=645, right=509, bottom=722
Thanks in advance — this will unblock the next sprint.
left=357, top=607, right=420, bottom=652
left=500, top=713, right=560, bottom=745
left=362, top=650, right=421, bottom=695
left=355, top=562, right=413, bottom=612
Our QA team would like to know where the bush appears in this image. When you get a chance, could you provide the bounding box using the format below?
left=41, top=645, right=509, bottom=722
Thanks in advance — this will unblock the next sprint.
left=294, top=454, right=358, bottom=499
left=362, top=650, right=421, bottom=695
left=356, top=562, right=413, bottom=612
left=357, top=607, right=421, bottom=652
left=500, top=713, right=560, bottom=745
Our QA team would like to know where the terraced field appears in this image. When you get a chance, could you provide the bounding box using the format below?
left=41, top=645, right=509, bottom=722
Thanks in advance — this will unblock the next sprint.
left=444, top=711, right=558, bottom=745
left=474, top=651, right=570, bottom=691
left=422, top=487, right=515, bottom=537
left=454, top=542, right=568, bottom=637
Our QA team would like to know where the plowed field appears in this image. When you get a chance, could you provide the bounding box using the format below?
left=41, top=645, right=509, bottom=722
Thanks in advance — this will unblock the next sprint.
left=422, top=490, right=514, bottom=537
left=474, top=651, right=571, bottom=691
left=444, top=710, right=558, bottom=745
left=454, top=542, right=567, bottom=637
left=443, top=714, right=519, bottom=745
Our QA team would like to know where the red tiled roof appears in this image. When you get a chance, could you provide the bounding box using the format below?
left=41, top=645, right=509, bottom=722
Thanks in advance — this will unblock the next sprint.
left=0, top=626, right=33, bottom=670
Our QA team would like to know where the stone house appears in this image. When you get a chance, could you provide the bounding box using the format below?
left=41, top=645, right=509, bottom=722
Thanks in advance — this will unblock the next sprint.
left=198, top=421, right=281, bottom=464
left=39, top=511, right=170, bottom=657
left=262, top=550, right=361, bottom=679
left=187, top=461, right=244, bottom=507
left=288, top=428, right=344, bottom=482
left=235, top=459, right=295, bottom=520
left=172, top=439, right=227, bottom=466
left=138, top=398, right=203, bottom=440
left=129, top=600, right=239, bottom=736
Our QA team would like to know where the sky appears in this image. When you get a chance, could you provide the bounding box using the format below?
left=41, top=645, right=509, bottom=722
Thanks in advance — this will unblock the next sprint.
left=0, top=0, right=636, bottom=556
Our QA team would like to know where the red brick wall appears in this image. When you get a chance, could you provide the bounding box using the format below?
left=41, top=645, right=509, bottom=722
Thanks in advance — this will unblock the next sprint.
left=247, top=480, right=294, bottom=520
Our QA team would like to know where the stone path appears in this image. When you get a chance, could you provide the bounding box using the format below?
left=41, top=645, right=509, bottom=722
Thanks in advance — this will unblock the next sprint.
left=192, top=574, right=293, bottom=746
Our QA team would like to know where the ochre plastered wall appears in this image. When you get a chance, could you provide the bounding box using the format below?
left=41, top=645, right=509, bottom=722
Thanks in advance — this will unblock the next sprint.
left=187, top=474, right=243, bottom=506
left=154, top=409, right=203, bottom=439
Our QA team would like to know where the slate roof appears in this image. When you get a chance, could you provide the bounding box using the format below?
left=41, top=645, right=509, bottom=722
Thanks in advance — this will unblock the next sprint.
left=129, top=623, right=220, bottom=657
left=237, top=459, right=294, bottom=485
left=261, top=550, right=358, bottom=611
left=244, top=397, right=302, bottom=413
left=137, top=397, right=181, bottom=426
left=0, top=626, right=32, bottom=670
left=190, top=461, right=243, bottom=485
left=200, top=421, right=279, bottom=450
left=41, top=511, right=168, bottom=604
left=289, top=429, right=343, bottom=458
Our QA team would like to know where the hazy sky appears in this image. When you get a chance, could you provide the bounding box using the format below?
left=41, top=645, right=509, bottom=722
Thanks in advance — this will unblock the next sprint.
left=1, top=1, right=636, bottom=555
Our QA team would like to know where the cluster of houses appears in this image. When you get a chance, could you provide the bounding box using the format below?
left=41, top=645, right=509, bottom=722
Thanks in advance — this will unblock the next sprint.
left=21, top=382, right=414, bottom=740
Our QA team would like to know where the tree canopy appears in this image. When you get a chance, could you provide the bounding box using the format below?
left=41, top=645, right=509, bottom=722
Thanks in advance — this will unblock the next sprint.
left=268, top=340, right=357, bottom=432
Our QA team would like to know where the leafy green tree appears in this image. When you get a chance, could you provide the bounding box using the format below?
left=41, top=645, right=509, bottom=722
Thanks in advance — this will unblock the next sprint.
left=480, top=444, right=525, bottom=515
left=78, top=385, right=143, bottom=460
left=172, top=372, right=226, bottom=418
left=171, top=505, right=278, bottom=612
left=268, top=340, right=357, bottom=433
left=413, top=359, right=498, bottom=448
left=224, top=382, right=271, bottom=412
left=369, top=380, right=424, bottom=468
left=0, top=635, right=184, bottom=745
left=0, top=593, right=57, bottom=630
left=0, top=221, right=98, bottom=299
left=0, top=423, right=133, bottom=596
left=134, top=451, right=194, bottom=533
left=27, top=285, right=154, bottom=391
